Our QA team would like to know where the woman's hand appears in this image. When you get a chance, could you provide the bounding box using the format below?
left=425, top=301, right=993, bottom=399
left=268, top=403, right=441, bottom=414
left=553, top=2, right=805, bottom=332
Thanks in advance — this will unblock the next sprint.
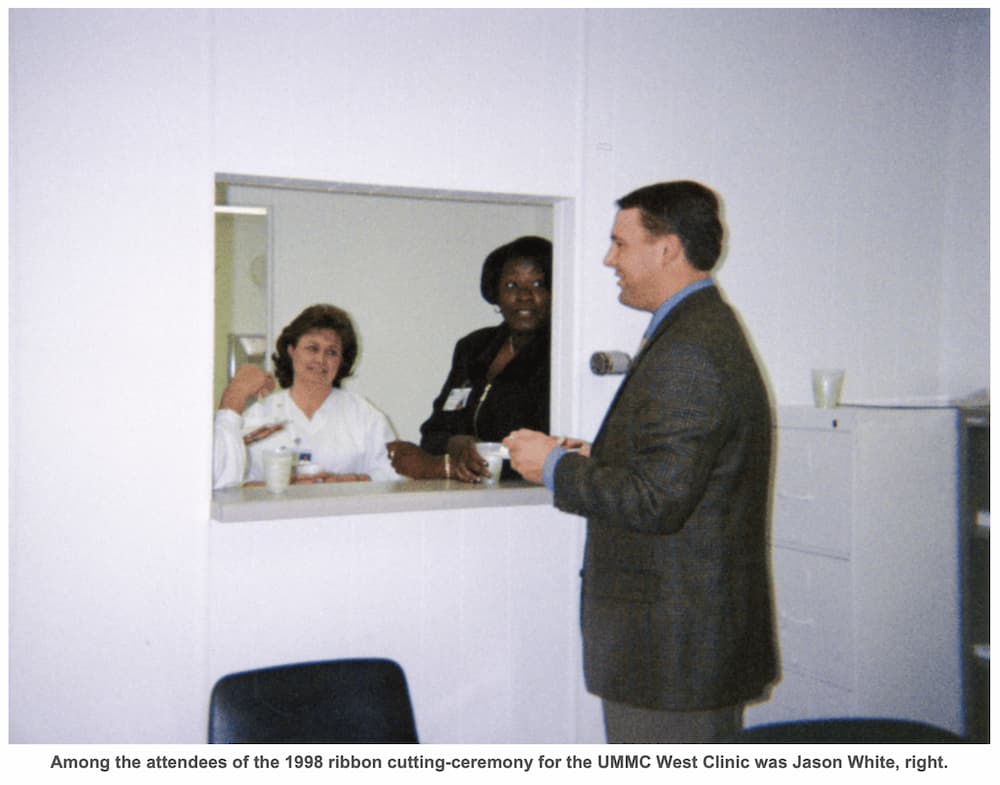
left=447, top=435, right=490, bottom=483
left=385, top=437, right=493, bottom=483
left=219, top=364, right=275, bottom=415
left=386, top=440, right=438, bottom=478
left=242, top=422, right=286, bottom=445
left=245, top=471, right=371, bottom=487
left=386, top=440, right=479, bottom=482
left=292, top=472, right=371, bottom=484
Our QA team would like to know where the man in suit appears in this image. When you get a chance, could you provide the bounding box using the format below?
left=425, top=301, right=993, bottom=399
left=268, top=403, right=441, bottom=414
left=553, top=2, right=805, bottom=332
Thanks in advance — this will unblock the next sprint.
left=505, top=180, right=778, bottom=743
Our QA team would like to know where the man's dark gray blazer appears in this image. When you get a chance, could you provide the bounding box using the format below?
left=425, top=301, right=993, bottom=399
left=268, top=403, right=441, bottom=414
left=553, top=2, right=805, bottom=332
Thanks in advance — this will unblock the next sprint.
left=554, top=285, right=778, bottom=711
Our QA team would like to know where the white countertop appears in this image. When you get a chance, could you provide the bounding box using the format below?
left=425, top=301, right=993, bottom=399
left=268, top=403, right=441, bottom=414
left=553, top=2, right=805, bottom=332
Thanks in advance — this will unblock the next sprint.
left=211, top=478, right=553, bottom=522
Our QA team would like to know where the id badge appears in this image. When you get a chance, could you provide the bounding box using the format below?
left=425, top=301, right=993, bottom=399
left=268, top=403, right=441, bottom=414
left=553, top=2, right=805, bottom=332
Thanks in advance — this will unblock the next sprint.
left=443, top=386, right=472, bottom=411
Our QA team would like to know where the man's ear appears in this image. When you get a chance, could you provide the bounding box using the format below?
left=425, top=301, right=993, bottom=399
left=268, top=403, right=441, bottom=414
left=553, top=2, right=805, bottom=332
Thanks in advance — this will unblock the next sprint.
left=659, top=233, right=684, bottom=267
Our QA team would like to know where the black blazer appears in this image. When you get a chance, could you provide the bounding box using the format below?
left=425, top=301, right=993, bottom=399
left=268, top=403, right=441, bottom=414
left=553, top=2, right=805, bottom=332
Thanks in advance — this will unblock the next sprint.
left=555, top=286, right=778, bottom=711
left=420, top=324, right=549, bottom=473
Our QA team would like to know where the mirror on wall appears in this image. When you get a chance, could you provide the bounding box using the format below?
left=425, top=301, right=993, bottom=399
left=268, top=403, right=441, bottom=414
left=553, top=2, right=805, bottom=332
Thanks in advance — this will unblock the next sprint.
left=214, top=175, right=555, bottom=444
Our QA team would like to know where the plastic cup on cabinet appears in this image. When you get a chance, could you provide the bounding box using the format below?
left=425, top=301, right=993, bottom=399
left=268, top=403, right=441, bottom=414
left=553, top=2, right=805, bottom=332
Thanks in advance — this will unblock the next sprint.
left=811, top=369, right=845, bottom=408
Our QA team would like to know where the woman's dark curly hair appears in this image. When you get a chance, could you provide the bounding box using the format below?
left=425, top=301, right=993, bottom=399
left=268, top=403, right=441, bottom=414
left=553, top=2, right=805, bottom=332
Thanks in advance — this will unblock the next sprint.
left=271, top=304, right=359, bottom=389
left=479, top=235, right=553, bottom=305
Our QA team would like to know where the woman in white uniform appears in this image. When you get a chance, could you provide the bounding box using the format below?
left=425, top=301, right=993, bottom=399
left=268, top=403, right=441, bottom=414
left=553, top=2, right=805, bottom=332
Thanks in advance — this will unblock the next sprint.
left=213, top=304, right=401, bottom=489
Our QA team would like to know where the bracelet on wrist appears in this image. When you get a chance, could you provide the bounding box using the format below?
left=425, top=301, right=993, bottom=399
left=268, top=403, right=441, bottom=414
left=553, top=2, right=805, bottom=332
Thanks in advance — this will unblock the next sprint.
left=443, top=453, right=451, bottom=479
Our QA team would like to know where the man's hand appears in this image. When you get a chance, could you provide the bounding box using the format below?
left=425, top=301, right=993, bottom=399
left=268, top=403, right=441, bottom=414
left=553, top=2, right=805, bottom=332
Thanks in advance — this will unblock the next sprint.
left=503, top=429, right=564, bottom=484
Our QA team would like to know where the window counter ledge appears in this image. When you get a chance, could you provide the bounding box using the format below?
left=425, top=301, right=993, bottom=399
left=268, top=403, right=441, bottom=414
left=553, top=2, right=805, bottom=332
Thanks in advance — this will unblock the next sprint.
left=211, top=479, right=552, bottom=522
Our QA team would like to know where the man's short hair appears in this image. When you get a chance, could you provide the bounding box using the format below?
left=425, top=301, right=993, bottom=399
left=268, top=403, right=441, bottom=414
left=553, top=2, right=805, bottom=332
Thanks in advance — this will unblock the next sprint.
left=617, top=181, right=723, bottom=271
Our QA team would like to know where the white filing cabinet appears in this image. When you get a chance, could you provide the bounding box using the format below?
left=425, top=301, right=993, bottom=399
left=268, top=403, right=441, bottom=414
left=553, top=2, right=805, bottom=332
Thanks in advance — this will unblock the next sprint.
left=745, top=405, right=963, bottom=735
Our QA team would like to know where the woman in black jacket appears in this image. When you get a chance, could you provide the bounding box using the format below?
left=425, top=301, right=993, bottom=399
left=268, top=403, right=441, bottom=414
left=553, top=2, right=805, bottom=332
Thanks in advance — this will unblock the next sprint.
left=388, top=236, right=551, bottom=482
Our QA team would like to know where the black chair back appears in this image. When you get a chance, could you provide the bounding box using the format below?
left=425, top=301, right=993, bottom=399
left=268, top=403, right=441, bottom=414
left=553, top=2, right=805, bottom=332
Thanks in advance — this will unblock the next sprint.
left=733, top=718, right=965, bottom=743
left=209, top=658, right=418, bottom=743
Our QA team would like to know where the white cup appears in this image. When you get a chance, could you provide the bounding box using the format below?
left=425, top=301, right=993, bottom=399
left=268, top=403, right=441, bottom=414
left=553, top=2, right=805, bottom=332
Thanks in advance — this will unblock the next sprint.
left=812, top=369, right=845, bottom=408
left=476, top=442, right=505, bottom=485
left=262, top=448, right=294, bottom=493
left=295, top=461, right=322, bottom=479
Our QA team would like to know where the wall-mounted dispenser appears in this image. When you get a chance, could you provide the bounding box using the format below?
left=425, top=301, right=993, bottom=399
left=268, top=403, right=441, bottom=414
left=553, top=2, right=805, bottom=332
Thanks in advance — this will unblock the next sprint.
left=590, top=351, right=632, bottom=375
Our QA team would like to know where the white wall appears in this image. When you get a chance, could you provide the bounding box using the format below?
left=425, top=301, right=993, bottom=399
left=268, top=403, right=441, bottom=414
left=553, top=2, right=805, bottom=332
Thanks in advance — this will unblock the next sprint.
left=574, top=8, right=989, bottom=438
left=208, top=504, right=594, bottom=743
left=9, top=8, right=988, bottom=742
left=10, top=10, right=215, bottom=743
left=936, top=12, right=990, bottom=397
